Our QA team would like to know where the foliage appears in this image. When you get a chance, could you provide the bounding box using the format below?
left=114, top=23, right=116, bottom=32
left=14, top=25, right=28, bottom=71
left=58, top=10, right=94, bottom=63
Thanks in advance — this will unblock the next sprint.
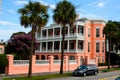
left=5, top=32, right=39, bottom=59
left=103, top=20, right=119, bottom=70
left=0, top=54, right=8, bottom=73
left=98, top=63, right=107, bottom=66
left=0, top=54, right=8, bottom=66
left=53, top=0, right=76, bottom=74
left=106, top=52, right=120, bottom=65
left=3, top=73, right=72, bottom=80
left=104, top=21, right=120, bottom=51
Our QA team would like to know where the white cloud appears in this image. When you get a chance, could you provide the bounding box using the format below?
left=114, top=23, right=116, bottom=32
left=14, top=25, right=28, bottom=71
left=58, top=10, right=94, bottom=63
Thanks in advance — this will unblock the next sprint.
left=14, top=1, right=28, bottom=5
left=87, top=1, right=105, bottom=8
left=49, top=4, right=56, bottom=9
left=0, top=20, right=19, bottom=27
left=97, top=2, right=104, bottom=8
left=6, top=10, right=16, bottom=13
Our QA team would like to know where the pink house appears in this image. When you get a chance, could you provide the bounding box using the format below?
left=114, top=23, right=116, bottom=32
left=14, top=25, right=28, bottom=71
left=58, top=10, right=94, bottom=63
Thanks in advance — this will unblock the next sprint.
left=35, top=17, right=106, bottom=65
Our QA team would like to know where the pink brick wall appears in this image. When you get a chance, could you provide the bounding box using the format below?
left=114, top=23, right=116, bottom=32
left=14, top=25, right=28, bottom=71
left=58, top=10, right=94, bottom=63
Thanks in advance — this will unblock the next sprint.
left=6, top=55, right=98, bottom=75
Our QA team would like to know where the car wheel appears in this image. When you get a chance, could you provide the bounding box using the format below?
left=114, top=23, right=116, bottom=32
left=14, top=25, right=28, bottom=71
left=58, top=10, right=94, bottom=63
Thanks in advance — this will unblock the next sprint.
left=83, top=73, right=86, bottom=77
left=94, top=71, right=98, bottom=75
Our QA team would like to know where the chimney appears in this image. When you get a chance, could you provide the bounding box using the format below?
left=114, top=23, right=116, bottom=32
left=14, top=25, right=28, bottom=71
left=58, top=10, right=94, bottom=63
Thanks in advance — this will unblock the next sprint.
left=76, top=14, right=80, bottom=19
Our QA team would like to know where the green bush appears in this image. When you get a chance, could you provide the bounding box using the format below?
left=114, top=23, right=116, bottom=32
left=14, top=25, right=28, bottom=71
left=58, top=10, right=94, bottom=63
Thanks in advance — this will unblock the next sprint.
left=0, top=54, right=8, bottom=66
left=98, top=63, right=107, bottom=66
left=0, top=54, right=8, bottom=73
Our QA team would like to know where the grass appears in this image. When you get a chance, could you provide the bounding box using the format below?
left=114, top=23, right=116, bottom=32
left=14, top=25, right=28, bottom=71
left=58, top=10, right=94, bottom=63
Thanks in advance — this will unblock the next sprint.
left=3, top=73, right=72, bottom=80
left=100, top=67, right=120, bottom=72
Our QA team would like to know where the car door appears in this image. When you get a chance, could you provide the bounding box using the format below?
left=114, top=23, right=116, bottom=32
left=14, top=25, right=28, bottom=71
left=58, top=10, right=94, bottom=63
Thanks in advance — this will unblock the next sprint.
left=86, top=66, right=92, bottom=75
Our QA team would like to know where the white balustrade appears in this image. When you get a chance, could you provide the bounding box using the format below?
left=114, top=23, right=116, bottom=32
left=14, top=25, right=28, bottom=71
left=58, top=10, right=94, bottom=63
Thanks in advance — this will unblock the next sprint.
left=53, top=60, right=61, bottom=64
left=13, top=60, right=29, bottom=65
left=69, top=60, right=77, bottom=64
left=35, top=60, right=49, bottom=64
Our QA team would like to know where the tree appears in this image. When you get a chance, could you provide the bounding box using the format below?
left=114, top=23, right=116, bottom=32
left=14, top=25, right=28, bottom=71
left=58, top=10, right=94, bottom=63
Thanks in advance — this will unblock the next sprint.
left=103, top=21, right=118, bottom=70
left=53, top=0, right=76, bottom=74
left=18, top=1, right=48, bottom=77
left=5, top=32, right=39, bottom=59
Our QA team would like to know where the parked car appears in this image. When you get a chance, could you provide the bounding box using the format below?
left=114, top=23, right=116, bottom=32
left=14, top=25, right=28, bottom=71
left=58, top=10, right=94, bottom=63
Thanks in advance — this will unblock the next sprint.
left=115, top=76, right=120, bottom=80
left=73, top=64, right=99, bottom=76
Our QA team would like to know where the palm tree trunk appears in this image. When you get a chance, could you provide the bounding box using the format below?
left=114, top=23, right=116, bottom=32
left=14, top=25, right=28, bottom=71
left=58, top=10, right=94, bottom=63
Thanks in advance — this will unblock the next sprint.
left=28, top=27, right=35, bottom=78
left=60, top=25, right=65, bottom=74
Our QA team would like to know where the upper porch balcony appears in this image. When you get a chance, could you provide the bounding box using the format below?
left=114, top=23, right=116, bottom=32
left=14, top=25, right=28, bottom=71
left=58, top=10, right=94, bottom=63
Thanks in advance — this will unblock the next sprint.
left=36, top=25, right=85, bottom=40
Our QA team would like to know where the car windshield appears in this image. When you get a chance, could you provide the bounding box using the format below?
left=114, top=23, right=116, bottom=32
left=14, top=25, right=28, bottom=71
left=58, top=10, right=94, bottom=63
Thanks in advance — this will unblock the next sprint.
left=77, top=65, right=87, bottom=70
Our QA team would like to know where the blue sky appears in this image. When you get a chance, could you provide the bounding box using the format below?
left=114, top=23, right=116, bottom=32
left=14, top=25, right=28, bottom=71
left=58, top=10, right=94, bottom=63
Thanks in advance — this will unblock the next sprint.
left=0, top=0, right=120, bottom=41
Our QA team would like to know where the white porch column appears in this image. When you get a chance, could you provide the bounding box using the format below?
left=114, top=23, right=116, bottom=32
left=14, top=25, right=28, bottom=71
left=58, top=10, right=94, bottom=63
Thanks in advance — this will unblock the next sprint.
left=67, top=40, right=69, bottom=52
left=76, top=25, right=78, bottom=36
left=53, top=28, right=54, bottom=38
left=46, top=42, right=48, bottom=52
left=76, top=40, right=78, bottom=52
left=52, top=41, right=54, bottom=52
left=68, top=26, right=70, bottom=37
left=59, top=41, right=61, bottom=52
left=47, top=29, right=48, bottom=39
left=41, top=30, right=42, bottom=38
left=60, top=27, right=62, bottom=37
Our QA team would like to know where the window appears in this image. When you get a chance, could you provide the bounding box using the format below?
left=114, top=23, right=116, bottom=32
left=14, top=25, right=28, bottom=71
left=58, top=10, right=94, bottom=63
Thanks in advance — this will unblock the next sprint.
left=42, top=30, right=46, bottom=37
left=78, top=41, right=83, bottom=49
left=36, top=55, right=39, bottom=60
left=0, top=48, right=3, bottom=53
left=96, top=28, right=100, bottom=37
left=64, top=41, right=67, bottom=49
left=102, top=42, right=104, bottom=52
left=88, top=42, right=90, bottom=52
left=69, top=41, right=74, bottom=49
left=37, top=31, right=41, bottom=38
left=48, top=42, right=52, bottom=50
left=88, top=28, right=90, bottom=37
left=54, top=41, right=59, bottom=49
left=55, top=28, right=60, bottom=35
left=41, top=55, right=45, bottom=60
left=96, top=42, right=100, bottom=52
left=102, top=56, right=104, bottom=63
left=78, top=25, right=84, bottom=34
left=69, top=56, right=75, bottom=60
left=42, top=42, right=46, bottom=51
left=70, top=27, right=74, bottom=34
left=54, top=55, right=59, bottom=60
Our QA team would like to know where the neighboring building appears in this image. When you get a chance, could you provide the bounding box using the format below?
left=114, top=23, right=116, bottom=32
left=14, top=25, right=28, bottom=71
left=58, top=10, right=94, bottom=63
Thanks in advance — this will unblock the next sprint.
left=35, top=16, right=106, bottom=65
left=0, top=42, right=5, bottom=54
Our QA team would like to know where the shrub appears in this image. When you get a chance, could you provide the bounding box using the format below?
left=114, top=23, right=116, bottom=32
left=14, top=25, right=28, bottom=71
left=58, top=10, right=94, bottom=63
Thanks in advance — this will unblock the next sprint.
left=0, top=54, right=8, bottom=73
left=98, top=63, right=107, bottom=66
left=0, top=54, right=8, bottom=66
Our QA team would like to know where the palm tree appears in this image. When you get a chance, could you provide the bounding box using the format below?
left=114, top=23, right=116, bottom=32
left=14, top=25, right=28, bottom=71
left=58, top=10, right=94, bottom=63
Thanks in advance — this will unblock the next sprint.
left=18, top=1, right=48, bottom=77
left=103, top=21, right=117, bottom=70
left=53, top=0, right=76, bottom=74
